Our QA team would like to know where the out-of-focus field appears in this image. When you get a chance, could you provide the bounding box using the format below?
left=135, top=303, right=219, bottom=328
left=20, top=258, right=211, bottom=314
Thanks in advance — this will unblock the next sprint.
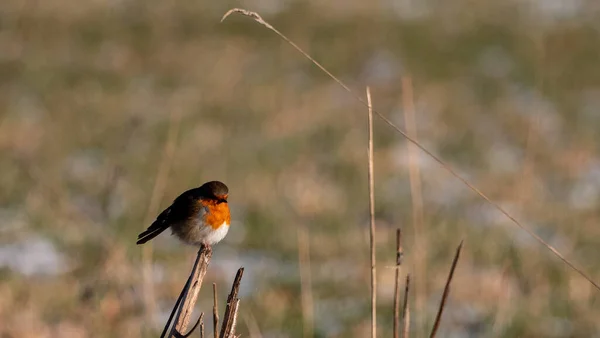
left=1, top=0, right=600, bottom=337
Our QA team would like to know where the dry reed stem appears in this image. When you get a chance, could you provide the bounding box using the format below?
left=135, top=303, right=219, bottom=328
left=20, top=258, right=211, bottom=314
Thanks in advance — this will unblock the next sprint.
left=169, top=246, right=213, bottom=338
left=298, top=225, right=314, bottom=338
left=393, top=229, right=403, bottom=338
left=213, top=283, right=219, bottom=338
left=220, top=7, right=600, bottom=292
left=429, top=241, right=463, bottom=338
left=401, top=76, right=427, bottom=331
left=142, top=107, right=182, bottom=325
left=201, top=316, right=205, bottom=338
left=219, top=268, right=245, bottom=338
left=402, top=274, right=411, bottom=338
left=366, top=87, right=377, bottom=338
left=225, top=299, right=240, bottom=338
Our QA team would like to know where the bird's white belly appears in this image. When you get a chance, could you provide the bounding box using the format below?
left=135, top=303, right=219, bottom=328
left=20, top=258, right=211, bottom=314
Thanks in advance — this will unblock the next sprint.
left=172, top=220, right=230, bottom=246
left=202, top=221, right=229, bottom=245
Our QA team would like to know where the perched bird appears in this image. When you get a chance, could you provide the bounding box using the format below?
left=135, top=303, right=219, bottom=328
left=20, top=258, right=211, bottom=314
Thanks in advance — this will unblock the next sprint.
left=137, top=181, right=231, bottom=247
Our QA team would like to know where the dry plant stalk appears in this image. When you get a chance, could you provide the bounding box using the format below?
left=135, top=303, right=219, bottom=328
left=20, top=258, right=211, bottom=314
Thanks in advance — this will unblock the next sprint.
left=402, top=274, right=410, bottom=338
left=213, top=283, right=219, bottom=338
left=401, top=77, right=427, bottom=326
left=366, top=87, right=377, bottom=338
left=224, top=299, right=240, bottom=338
left=429, top=241, right=463, bottom=338
left=164, top=246, right=213, bottom=338
left=161, top=250, right=245, bottom=338
left=219, top=268, right=245, bottom=338
left=197, top=313, right=205, bottom=338
left=220, top=7, right=600, bottom=291
left=393, top=229, right=404, bottom=338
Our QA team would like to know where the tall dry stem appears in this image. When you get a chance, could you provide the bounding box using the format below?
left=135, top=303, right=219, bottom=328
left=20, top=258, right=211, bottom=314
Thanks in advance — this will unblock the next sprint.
left=366, top=87, right=377, bottom=338
left=214, top=283, right=219, bottom=338
left=401, top=76, right=426, bottom=333
left=393, top=229, right=404, bottom=338
left=219, top=268, right=245, bottom=338
left=402, top=274, right=411, bottom=338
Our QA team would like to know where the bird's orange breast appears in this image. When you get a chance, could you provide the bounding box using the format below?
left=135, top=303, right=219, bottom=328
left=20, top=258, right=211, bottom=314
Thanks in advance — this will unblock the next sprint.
left=202, top=200, right=231, bottom=229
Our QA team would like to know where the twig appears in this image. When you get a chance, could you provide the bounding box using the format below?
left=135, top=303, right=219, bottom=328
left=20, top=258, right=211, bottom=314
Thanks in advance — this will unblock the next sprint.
left=298, top=225, right=314, bottom=338
left=160, top=270, right=195, bottom=338
left=225, top=299, right=240, bottom=338
left=168, top=246, right=214, bottom=338
left=366, top=87, right=377, bottom=338
left=393, top=229, right=403, bottom=338
left=176, top=247, right=212, bottom=333
left=201, top=315, right=205, bottom=338
left=220, top=7, right=600, bottom=292
left=213, top=283, right=219, bottom=338
left=219, top=268, right=245, bottom=338
left=402, top=274, right=410, bottom=338
left=429, top=241, right=463, bottom=338
left=183, top=313, right=204, bottom=338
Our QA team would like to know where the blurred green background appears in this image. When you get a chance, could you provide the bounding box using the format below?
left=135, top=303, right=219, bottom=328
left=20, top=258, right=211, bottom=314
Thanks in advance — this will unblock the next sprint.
left=2, top=0, right=600, bottom=337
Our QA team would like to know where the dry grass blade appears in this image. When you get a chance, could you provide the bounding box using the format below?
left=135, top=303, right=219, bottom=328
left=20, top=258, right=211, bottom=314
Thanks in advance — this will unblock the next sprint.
left=219, top=268, right=245, bottom=338
left=402, top=274, right=410, bottom=338
left=168, top=246, right=213, bottom=338
left=393, top=229, right=403, bottom=338
left=429, top=241, right=463, bottom=338
left=220, top=8, right=600, bottom=292
left=213, top=283, right=219, bottom=338
left=366, top=87, right=377, bottom=338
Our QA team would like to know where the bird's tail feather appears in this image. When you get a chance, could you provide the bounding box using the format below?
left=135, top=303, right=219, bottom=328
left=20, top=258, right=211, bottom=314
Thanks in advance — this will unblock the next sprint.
left=136, top=226, right=167, bottom=244
left=136, top=207, right=171, bottom=245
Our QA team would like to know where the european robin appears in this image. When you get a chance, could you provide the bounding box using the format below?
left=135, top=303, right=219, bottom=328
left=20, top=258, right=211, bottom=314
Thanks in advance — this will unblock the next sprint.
left=136, top=181, right=231, bottom=247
